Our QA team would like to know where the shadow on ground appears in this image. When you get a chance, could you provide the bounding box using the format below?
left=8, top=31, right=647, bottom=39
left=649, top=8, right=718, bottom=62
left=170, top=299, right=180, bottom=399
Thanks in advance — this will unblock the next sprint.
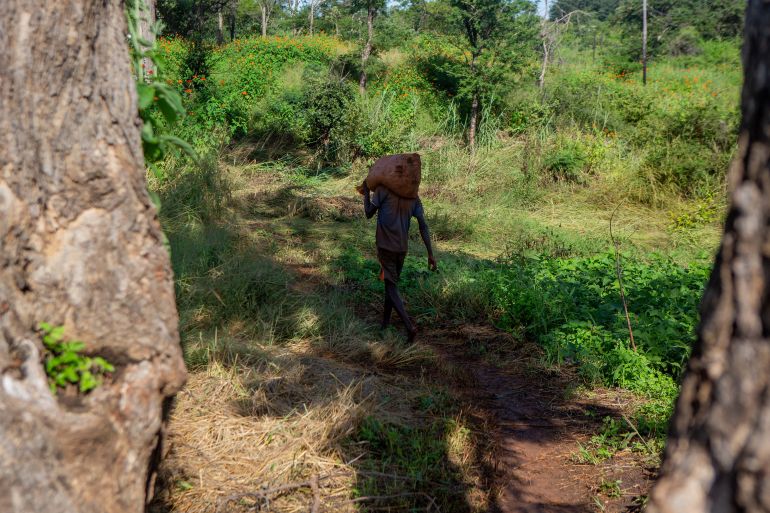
left=148, top=160, right=652, bottom=512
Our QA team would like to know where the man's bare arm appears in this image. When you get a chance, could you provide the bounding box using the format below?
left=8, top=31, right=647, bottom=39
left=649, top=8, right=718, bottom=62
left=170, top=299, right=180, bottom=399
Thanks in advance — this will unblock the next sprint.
left=417, top=213, right=437, bottom=270
left=362, top=182, right=378, bottom=219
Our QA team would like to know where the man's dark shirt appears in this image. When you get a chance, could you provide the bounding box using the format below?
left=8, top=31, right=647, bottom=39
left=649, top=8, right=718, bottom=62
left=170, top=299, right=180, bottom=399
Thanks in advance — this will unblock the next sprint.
left=364, top=187, right=431, bottom=254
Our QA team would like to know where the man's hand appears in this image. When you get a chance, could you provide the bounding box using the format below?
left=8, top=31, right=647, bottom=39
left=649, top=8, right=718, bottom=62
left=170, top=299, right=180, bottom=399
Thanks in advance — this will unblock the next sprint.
left=428, top=255, right=437, bottom=271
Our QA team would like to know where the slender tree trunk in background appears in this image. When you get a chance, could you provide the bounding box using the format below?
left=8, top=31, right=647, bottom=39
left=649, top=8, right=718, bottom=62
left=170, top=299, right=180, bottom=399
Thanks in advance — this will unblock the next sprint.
left=139, top=0, right=156, bottom=76
left=0, top=1, right=186, bottom=512
left=538, top=0, right=548, bottom=89
left=467, top=51, right=479, bottom=149
left=260, top=4, right=268, bottom=37
left=309, top=0, right=315, bottom=36
left=335, top=19, right=339, bottom=36
left=359, top=4, right=375, bottom=94
left=217, top=9, right=224, bottom=44
left=539, top=39, right=549, bottom=89
left=642, top=0, right=647, bottom=85
left=469, top=92, right=479, bottom=149
left=647, top=2, right=770, bottom=511
left=229, top=0, right=236, bottom=40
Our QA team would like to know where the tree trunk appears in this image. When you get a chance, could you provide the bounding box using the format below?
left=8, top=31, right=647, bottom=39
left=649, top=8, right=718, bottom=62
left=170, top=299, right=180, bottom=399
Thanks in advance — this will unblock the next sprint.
left=469, top=91, right=479, bottom=149
left=642, top=0, right=647, bottom=85
left=0, top=1, right=186, bottom=513
left=139, top=0, right=156, bottom=77
left=217, top=9, right=224, bottom=44
left=647, top=2, right=770, bottom=511
left=539, top=0, right=549, bottom=89
left=260, top=4, right=268, bottom=37
left=229, top=0, right=236, bottom=40
left=309, top=0, right=315, bottom=36
left=359, top=4, right=375, bottom=94
left=538, top=38, right=549, bottom=89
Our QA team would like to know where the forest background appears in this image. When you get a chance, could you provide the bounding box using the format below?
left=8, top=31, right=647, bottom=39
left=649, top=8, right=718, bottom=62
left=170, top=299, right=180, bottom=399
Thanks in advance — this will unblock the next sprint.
left=137, top=0, right=745, bottom=509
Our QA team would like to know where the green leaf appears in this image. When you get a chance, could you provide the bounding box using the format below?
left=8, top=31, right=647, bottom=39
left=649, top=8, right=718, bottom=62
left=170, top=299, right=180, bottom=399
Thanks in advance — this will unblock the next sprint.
left=158, top=134, right=197, bottom=160
left=92, top=357, right=115, bottom=373
left=153, top=83, right=185, bottom=124
left=141, top=121, right=158, bottom=144
left=137, top=83, right=155, bottom=110
left=50, top=326, right=65, bottom=342
left=63, top=341, right=86, bottom=353
left=63, top=366, right=79, bottom=383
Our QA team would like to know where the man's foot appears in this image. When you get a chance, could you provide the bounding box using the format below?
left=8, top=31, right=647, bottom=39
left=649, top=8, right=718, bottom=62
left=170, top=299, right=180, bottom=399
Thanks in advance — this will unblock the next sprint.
left=407, top=325, right=418, bottom=343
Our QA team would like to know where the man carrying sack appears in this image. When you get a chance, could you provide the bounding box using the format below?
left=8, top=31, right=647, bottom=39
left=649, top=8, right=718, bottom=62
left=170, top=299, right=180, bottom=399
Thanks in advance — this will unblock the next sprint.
left=358, top=153, right=437, bottom=342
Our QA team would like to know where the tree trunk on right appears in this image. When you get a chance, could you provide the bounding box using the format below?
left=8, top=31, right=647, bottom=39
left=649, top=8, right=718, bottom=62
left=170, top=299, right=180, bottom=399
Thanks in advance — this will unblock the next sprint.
left=647, top=1, right=770, bottom=511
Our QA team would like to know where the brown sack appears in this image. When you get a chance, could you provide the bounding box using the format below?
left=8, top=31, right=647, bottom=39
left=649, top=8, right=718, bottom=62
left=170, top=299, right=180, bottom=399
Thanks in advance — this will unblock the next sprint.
left=356, top=153, right=421, bottom=199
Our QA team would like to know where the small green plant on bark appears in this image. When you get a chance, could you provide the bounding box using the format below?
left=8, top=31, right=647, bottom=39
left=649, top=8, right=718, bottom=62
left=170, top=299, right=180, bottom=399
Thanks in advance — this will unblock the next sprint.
left=39, top=322, right=114, bottom=394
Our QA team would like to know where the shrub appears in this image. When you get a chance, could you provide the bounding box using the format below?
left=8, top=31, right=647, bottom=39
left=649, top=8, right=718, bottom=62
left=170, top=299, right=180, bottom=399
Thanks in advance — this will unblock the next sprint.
left=666, top=27, right=703, bottom=56
left=542, top=142, right=588, bottom=182
left=643, top=139, right=724, bottom=195
left=491, top=252, right=709, bottom=383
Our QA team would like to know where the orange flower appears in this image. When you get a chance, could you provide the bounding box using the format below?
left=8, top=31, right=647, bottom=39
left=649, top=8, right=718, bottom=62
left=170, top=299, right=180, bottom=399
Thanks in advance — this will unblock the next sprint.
left=177, top=79, right=183, bottom=84
left=242, top=91, right=248, bottom=95
left=200, top=76, right=206, bottom=81
left=184, top=88, right=193, bottom=93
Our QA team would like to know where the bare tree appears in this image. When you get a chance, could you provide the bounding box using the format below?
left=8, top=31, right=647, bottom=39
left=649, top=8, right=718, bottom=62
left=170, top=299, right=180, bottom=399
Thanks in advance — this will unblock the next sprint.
left=647, top=1, right=770, bottom=511
left=308, top=0, right=324, bottom=35
left=538, top=8, right=583, bottom=90
left=0, top=1, right=186, bottom=512
left=259, top=0, right=278, bottom=36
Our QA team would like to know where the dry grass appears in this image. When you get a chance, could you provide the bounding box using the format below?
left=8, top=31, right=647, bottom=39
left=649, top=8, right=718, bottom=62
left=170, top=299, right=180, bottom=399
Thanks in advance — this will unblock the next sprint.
left=152, top=340, right=443, bottom=513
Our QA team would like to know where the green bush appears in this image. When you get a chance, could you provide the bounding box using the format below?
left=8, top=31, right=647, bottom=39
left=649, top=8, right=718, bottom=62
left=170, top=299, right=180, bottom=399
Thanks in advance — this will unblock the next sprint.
left=491, top=252, right=709, bottom=382
left=644, top=139, right=725, bottom=195
left=542, top=142, right=589, bottom=182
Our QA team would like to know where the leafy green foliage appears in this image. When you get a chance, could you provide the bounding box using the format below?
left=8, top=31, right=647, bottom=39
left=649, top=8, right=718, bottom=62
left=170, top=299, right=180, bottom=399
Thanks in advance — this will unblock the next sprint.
left=127, top=0, right=194, bottom=178
left=492, top=253, right=709, bottom=385
left=39, top=323, right=114, bottom=394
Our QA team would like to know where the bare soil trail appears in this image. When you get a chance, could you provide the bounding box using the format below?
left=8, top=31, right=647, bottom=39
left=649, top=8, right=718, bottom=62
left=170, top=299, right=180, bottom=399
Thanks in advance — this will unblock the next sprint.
left=420, top=326, right=654, bottom=513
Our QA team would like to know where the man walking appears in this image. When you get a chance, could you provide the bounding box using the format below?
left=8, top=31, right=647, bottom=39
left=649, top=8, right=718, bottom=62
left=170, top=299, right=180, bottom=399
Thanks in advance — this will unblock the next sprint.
left=362, top=181, right=436, bottom=342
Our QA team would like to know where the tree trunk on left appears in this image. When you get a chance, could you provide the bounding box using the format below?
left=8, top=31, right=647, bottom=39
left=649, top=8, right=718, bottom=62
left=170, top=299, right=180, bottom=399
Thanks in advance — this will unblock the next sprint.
left=0, top=1, right=186, bottom=513
left=359, top=4, right=375, bottom=94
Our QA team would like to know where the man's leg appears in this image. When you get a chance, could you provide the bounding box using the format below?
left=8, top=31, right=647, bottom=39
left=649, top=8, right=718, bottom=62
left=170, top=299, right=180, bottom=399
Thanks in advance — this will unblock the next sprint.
left=382, top=292, right=393, bottom=329
left=385, top=279, right=417, bottom=341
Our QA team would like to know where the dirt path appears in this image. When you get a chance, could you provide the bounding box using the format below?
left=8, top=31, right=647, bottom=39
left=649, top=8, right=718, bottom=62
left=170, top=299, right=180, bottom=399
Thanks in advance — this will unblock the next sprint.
left=424, top=327, right=653, bottom=513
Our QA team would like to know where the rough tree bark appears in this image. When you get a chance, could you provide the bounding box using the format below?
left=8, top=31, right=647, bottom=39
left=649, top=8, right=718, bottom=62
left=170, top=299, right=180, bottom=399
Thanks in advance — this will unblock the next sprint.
left=0, top=1, right=186, bottom=513
left=647, top=1, right=770, bottom=511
